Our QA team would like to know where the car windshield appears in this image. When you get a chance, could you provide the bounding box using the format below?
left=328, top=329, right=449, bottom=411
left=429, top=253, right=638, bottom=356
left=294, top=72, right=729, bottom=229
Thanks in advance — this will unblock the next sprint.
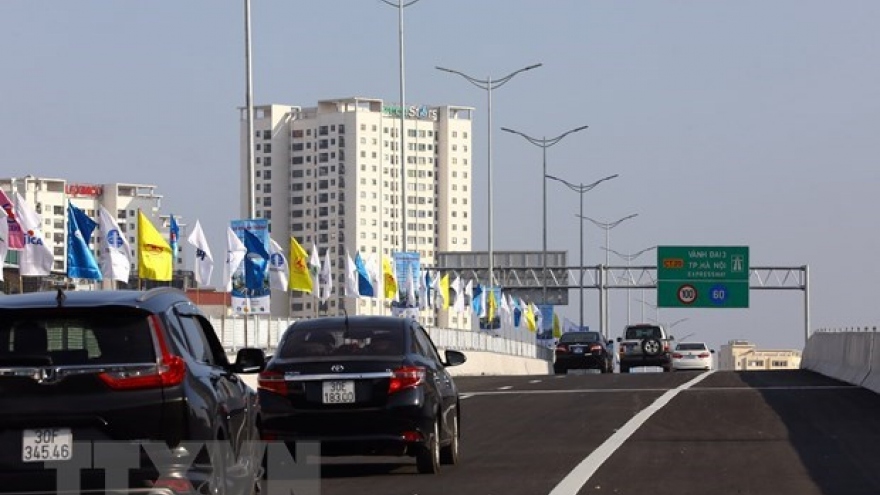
left=278, top=324, right=405, bottom=358
left=559, top=332, right=601, bottom=343
left=676, top=343, right=708, bottom=351
left=625, top=326, right=663, bottom=340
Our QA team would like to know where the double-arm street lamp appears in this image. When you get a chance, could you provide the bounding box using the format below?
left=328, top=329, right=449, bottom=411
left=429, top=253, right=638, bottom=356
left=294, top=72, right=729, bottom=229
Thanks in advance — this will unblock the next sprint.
left=577, top=213, right=638, bottom=339
left=435, top=63, right=542, bottom=288
left=601, top=245, right=657, bottom=325
left=380, top=0, right=424, bottom=253
left=545, top=173, right=618, bottom=329
left=500, top=125, right=589, bottom=305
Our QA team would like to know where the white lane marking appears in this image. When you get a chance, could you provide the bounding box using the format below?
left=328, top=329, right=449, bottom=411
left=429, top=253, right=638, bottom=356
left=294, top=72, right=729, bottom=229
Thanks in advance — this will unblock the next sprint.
left=497, top=385, right=514, bottom=390
left=548, top=371, right=715, bottom=495
left=529, top=379, right=542, bottom=384
left=459, top=394, right=473, bottom=400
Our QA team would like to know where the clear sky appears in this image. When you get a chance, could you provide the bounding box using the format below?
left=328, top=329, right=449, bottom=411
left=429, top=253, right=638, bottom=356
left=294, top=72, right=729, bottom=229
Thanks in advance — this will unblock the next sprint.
left=2, top=1, right=879, bottom=352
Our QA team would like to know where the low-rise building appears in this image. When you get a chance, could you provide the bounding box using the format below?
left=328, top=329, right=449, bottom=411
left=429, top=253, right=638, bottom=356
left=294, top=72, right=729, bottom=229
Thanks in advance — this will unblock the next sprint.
left=718, top=339, right=802, bottom=370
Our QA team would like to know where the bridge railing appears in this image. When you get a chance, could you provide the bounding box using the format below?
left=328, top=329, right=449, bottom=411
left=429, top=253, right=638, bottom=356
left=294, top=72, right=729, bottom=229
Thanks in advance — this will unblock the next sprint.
left=208, top=315, right=552, bottom=362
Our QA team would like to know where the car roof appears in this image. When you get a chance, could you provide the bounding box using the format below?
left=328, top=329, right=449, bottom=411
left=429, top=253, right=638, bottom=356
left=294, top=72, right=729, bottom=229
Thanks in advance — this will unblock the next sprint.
left=0, top=288, right=188, bottom=312
left=289, top=315, right=413, bottom=331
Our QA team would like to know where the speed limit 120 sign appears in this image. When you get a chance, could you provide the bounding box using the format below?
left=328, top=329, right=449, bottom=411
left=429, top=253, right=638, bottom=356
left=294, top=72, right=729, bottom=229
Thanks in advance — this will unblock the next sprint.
left=677, top=284, right=697, bottom=305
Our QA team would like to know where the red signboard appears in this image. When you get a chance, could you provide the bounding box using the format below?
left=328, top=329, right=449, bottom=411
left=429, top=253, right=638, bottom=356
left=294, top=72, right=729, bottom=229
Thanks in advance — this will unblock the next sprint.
left=66, top=184, right=103, bottom=197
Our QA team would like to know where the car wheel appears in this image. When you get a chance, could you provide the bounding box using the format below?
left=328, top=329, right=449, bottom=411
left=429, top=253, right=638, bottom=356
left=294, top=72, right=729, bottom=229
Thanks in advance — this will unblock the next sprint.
left=554, top=366, right=566, bottom=375
left=620, top=365, right=629, bottom=373
left=416, top=419, right=441, bottom=474
left=641, top=338, right=662, bottom=357
left=439, top=411, right=460, bottom=465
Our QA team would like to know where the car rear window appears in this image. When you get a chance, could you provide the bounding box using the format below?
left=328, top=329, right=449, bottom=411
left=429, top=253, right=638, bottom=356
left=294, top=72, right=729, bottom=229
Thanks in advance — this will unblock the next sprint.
left=625, top=326, right=663, bottom=340
left=278, top=325, right=405, bottom=358
left=676, top=343, right=708, bottom=351
left=559, top=332, right=601, bottom=343
left=0, top=311, right=156, bottom=365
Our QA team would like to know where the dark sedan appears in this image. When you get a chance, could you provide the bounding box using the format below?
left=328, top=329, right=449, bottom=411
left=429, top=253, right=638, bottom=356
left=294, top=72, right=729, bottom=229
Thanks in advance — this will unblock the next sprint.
left=554, top=331, right=613, bottom=374
left=257, top=315, right=466, bottom=474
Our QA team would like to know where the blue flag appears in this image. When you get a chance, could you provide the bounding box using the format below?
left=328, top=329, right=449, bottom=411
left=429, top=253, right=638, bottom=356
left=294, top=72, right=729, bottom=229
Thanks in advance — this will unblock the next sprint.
left=354, top=252, right=374, bottom=297
left=242, top=229, right=269, bottom=291
left=472, top=284, right=483, bottom=316
left=169, top=214, right=179, bottom=259
left=67, top=201, right=102, bottom=280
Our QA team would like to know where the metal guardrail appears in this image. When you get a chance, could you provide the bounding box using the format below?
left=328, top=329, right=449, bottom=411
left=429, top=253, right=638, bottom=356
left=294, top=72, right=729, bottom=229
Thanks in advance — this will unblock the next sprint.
left=208, top=316, right=553, bottom=362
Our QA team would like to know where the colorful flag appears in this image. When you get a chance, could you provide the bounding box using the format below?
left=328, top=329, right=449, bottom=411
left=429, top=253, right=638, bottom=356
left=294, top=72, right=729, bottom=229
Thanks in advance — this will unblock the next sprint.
left=524, top=303, right=537, bottom=332
left=344, top=250, right=359, bottom=298
left=439, top=273, right=450, bottom=310
left=382, top=255, right=398, bottom=301
left=354, top=252, right=374, bottom=297
left=0, top=189, right=24, bottom=250
left=366, top=253, right=382, bottom=299
left=267, top=238, right=289, bottom=291
left=418, top=268, right=429, bottom=309
left=223, top=226, right=246, bottom=292
left=465, top=280, right=474, bottom=313
left=186, top=220, right=214, bottom=287
left=487, top=288, right=497, bottom=326
left=553, top=312, right=562, bottom=338
left=169, top=214, right=180, bottom=261
left=319, top=248, right=333, bottom=303
left=66, top=201, right=102, bottom=280
left=451, top=276, right=464, bottom=313
left=500, top=292, right=512, bottom=329
left=0, top=207, right=8, bottom=281
left=405, top=264, right=417, bottom=307
left=287, top=236, right=312, bottom=293
left=309, top=244, right=322, bottom=298
left=14, top=192, right=53, bottom=276
left=137, top=211, right=172, bottom=282
left=534, top=304, right=545, bottom=334
left=98, top=205, right=132, bottom=283
left=472, top=284, right=483, bottom=316
left=242, top=229, right=269, bottom=292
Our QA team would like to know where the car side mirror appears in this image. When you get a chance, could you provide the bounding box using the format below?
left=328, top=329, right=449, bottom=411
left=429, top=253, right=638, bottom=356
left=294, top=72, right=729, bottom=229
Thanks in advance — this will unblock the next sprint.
left=234, top=348, right=266, bottom=373
left=616, top=337, right=622, bottom=343
left=669, top=335, right=675, bottom=340
left=710, top=349, right=716, bottom=354
left=444, top=349, right=467, bottom=367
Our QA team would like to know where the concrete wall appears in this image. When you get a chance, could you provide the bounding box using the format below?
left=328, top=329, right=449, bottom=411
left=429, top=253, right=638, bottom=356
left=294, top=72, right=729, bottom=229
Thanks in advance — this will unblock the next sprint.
left=801, top=331, right=879, bottom=394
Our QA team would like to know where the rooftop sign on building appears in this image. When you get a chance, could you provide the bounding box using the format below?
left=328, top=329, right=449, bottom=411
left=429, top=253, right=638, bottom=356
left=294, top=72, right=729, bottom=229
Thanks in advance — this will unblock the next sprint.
left=66, top=183, right=103, bottom=198
left=382, top=105, right=438, bottom=121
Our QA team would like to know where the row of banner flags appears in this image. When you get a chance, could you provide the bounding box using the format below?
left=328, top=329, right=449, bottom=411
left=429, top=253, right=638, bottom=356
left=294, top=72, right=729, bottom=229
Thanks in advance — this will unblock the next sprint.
left=0, top=190, right=563, bottom=336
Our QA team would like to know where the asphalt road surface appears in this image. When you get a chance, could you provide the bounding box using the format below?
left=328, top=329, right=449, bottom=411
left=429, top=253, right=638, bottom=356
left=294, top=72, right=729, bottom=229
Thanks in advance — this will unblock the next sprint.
left=282, top=369, right=880, bottom=495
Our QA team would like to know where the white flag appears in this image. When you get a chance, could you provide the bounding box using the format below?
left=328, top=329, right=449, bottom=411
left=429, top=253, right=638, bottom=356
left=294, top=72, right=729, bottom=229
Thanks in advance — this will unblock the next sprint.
left=452, top=276, right=464, bottom=314
left=309, top=244, right=322, bottom=299
left=366, top=253, right=382, bottom=300
left=267, top=238, right=289, bottom=291
left=223, top=227, right=246, bottom=292
left=186, top=220, right=214, bottom=287
left=14, top=192, right=53, bottom=276
left=319, top=248, right=333, bottom=302
left=97, top=206, right=133, bottom=284
left=499, top=292, right=512, bottom=329
left=0, top=207, right=8, bottom=281
left=418, top=269, right=428, bottom=309
left=344, top=250, right=359, bottom=298
left=405, top=265, right=417, bottom=307
left=464, top=279, right=474, bottom=314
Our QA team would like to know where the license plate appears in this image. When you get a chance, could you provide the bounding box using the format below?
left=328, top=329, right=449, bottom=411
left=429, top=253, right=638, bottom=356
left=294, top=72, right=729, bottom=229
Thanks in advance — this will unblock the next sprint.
left=22, top=428, right=72, bottom=462
left=686, top=355, right=697, bottom=359
left=573, top=347, right=584, bottom=354
left=322, top=380, right=355, bottom=404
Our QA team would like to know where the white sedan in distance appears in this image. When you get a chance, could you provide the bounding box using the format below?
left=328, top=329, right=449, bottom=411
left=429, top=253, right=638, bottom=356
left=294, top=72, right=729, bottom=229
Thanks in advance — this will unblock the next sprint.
left=672, top=342, right=714, bottom=371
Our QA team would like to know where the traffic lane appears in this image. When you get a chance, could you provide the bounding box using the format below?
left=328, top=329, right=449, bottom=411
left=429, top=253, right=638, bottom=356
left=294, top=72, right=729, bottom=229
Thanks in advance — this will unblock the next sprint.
left=316, top=385, right=666, bottom=495
left=584, top=370, right=880, bottom=495
left=455, top=371, right=695, bottom=394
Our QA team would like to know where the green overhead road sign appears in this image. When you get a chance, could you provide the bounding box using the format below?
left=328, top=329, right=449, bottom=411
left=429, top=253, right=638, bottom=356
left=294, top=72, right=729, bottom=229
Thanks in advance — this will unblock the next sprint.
left=657, top=246, right=750, bottom=308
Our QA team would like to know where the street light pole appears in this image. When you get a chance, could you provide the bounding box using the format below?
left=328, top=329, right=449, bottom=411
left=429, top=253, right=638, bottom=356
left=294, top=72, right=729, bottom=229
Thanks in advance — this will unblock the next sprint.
left=601, top=246, right=657, bottom=325
left=244, top=0, right=255, bottom=219
left=500, top=125, right=589, bottom=305
left=545, top=173, right=618, bottom=329
left=436, top=63, right=542, bottom=289
left=380, top=0, right=423, bottom=253
left=577, top=213, right=638, bottom=338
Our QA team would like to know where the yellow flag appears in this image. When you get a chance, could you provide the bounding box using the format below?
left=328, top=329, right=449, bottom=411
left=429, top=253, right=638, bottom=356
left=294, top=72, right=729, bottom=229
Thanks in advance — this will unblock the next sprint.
left=382, top=256, right=398, bottom=300
left=137, top=211, right=172, bottom=282
left=288, top=236, right=312, bottom=293
left=439, top=273, right=450, bottom=309
left=487, top=289, right=497, bottom=324
left=524, top=304, right=536, bottom=332
left=553, top=312, right=562, bottom=338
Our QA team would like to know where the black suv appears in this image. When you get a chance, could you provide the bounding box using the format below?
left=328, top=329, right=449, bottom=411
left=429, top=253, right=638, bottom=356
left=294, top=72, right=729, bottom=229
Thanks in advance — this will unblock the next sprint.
left=616, top=323, right=675, bottom=373
left=0, top=288, right=266, bottom=495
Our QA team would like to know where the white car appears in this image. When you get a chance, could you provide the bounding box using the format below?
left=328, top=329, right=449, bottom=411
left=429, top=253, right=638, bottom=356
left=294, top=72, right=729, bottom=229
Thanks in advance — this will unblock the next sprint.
left=672, top=342, right=714, bottom=371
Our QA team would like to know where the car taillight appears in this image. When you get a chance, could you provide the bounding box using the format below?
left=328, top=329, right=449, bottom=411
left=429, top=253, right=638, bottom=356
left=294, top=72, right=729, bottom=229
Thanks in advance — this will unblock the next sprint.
left=555, top=344, right=569, bottom=354
left=672, top=353, right=684, bottom=359
left=698, top=352, right=710, bottom=358
left=388, top=366, right=425, bottom=394
left=258, top=371, right=288, bottom=395
left=99, top=315, right=186, bottom=390
left=589, top=344, right=602, bottom=352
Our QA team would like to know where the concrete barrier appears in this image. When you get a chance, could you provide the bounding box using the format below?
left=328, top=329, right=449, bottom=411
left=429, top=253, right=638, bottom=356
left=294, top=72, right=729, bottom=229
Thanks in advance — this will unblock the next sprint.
left=838, top=333, right=874, bottom=385
left=440, top=349, right=551, bottom=376
left=860, top=333, right=880, bottom=394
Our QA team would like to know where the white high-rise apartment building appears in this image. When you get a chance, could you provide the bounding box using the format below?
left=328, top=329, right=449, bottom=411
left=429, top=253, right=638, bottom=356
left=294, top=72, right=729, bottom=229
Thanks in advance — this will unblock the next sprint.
left=240, top=97, right=474, bottom=328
